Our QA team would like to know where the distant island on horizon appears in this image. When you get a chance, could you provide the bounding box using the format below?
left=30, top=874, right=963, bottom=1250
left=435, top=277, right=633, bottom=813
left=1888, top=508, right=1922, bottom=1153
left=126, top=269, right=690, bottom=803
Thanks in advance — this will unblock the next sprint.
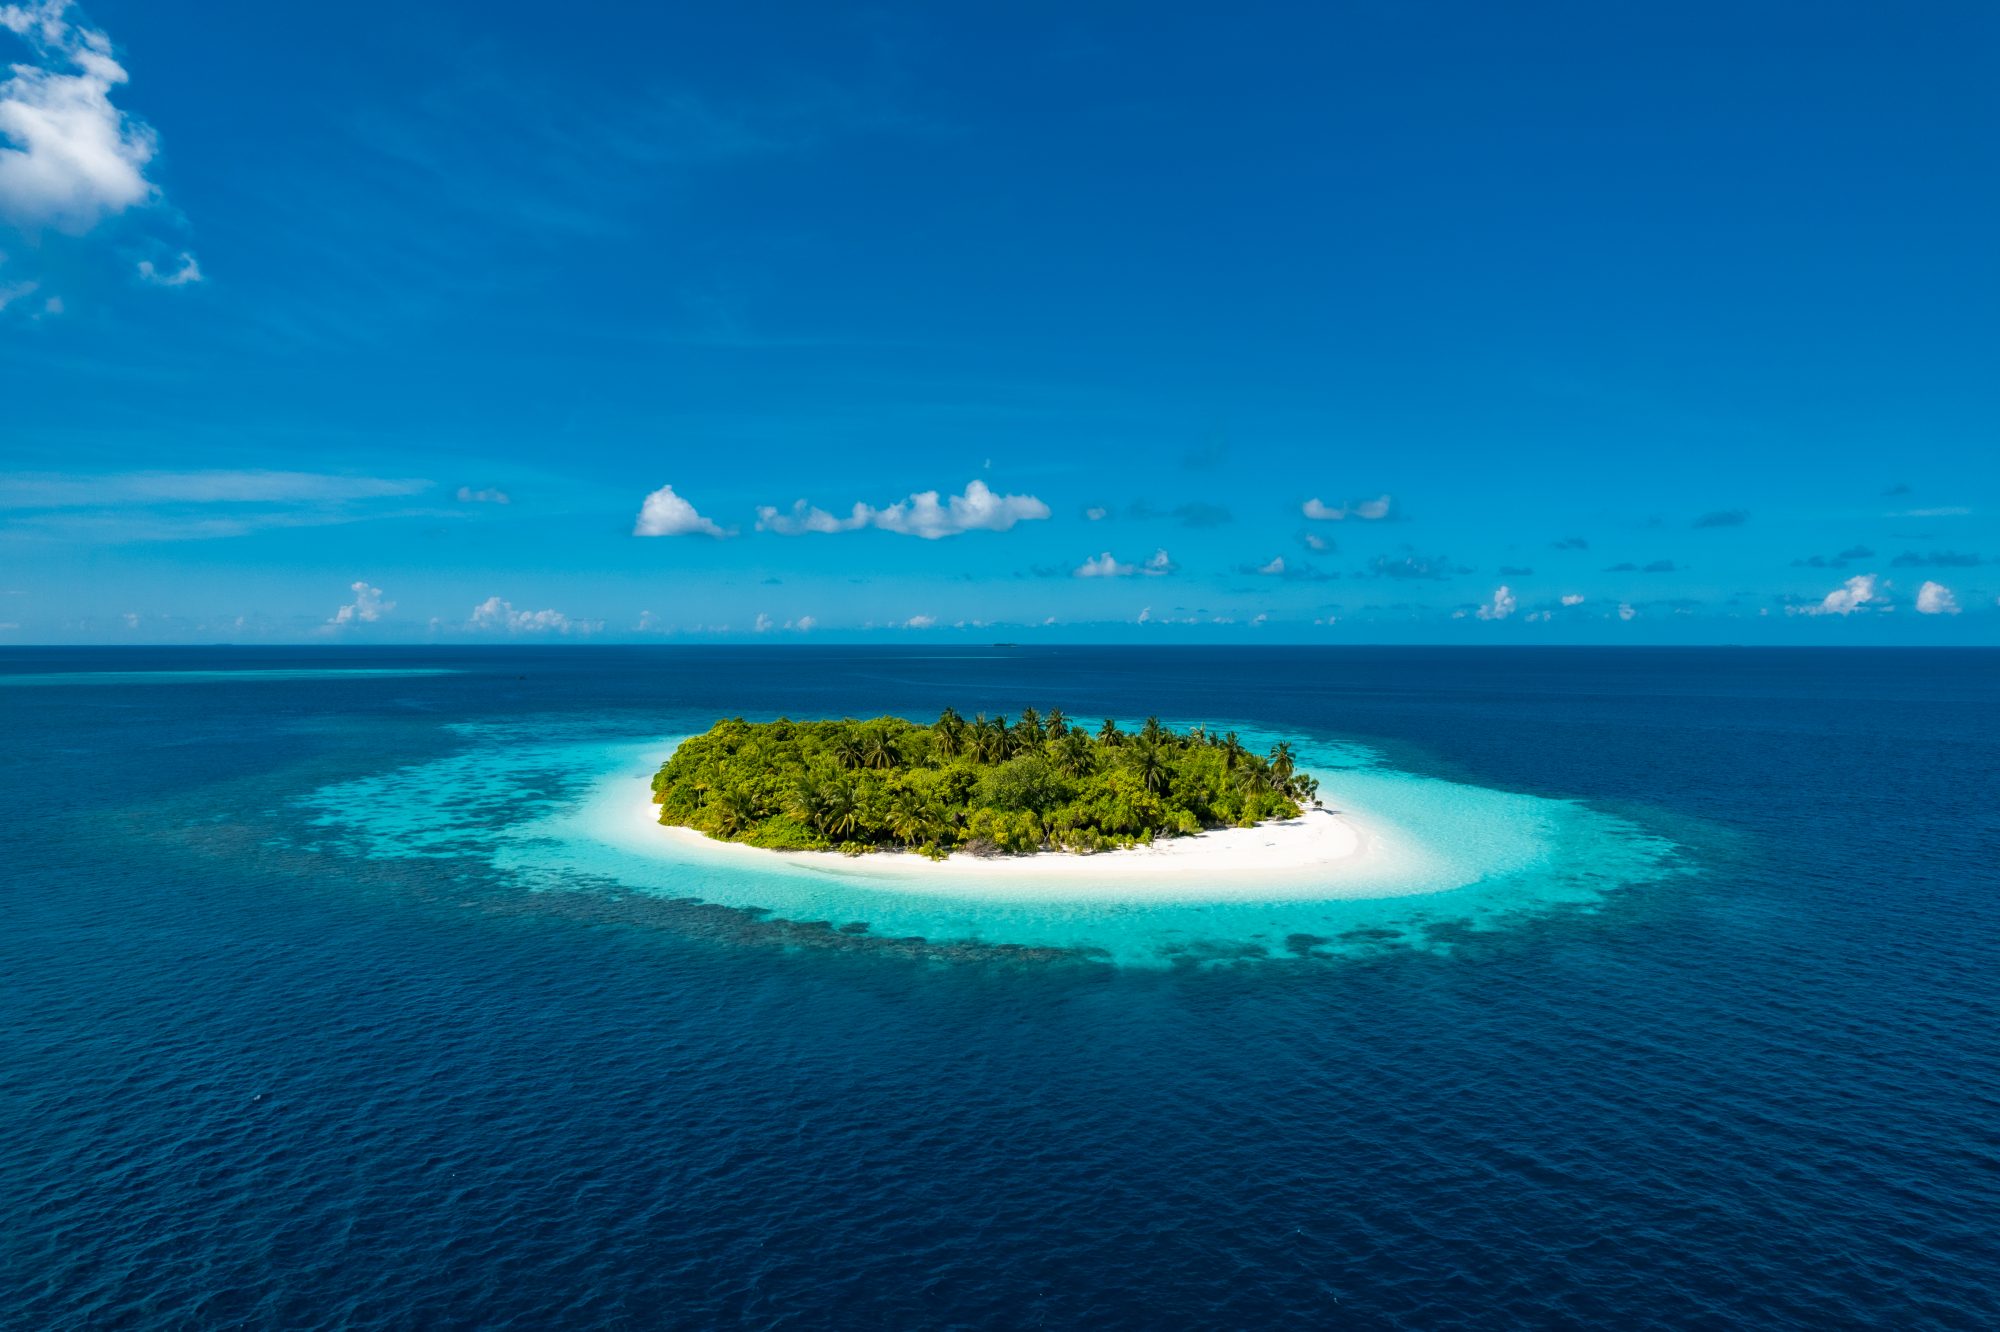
left=651, top=710, right=1320, bottom=859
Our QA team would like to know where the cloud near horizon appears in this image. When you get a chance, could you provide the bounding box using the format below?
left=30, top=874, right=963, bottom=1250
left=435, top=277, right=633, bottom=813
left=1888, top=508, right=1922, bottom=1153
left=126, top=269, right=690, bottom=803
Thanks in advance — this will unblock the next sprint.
left=468, top=595, right=596, bottom=634
left=1787, top=573, right=1882, bottom=617
left=1915, top=581, right=1959, bottom=615
left=757, top=479, right=1048, bottom=539
left=329, top=580, right=391, bottom=625
left=1075, top=548, right=1173, bottom=577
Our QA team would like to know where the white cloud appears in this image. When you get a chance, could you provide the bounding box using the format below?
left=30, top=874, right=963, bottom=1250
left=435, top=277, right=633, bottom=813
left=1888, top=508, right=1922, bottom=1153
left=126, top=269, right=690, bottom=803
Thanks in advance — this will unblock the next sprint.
left=1787, top=573, right=1880, bottom=617
left=455, top=485, right=510, bottom=504
left=1085, top=506, right=1108, bottom=521
left=1075, top=551, right=1132, bottom=578
left=469, top=595, right=596, bottom=635
left=1077, top=548, right=1172, bottom=577
left=790, top=615, right=816, bottom=632
left=1560, top=593, right=1585, bottom=607
left=0, top=469, right=429, bottom=507
left=904, top=614, right=936, bottom=629
left=757, top=479, right=1049, bottom=540
left=1617, top=602, right=1636, bottom=621
left=753, top=611, right=773, bottom=633
left=1303, top=494, right=1393, bottom=522
left=1251, top=612, right=1268, bottom=625
left=1255, top=555, right=1285, bottom=575
left=1302, top=532, right=1332, bottom=552
left=1475, top=585, right=1517, bottom=620
left=0, top=2, right=158, bottom=232
left=1136, top=606, right=1152, bottom=623
left=136, top=251, right=200, bottom=286
left=329, top=580, right=391, bottom=625
left=1915, top=581, right=1960, bottom=615
left=633, top=483, right=731, bottom=537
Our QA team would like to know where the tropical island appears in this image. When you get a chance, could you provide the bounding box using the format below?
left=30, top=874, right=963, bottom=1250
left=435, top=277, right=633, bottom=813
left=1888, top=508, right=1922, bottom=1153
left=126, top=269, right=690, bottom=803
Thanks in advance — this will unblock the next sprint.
left=651, top=709, right=1321, bottom=859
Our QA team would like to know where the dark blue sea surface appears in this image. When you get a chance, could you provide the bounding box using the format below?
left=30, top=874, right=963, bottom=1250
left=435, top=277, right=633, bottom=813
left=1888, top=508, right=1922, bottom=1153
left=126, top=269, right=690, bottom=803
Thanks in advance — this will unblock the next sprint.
left=4, top=646, right=1997, bottom=1329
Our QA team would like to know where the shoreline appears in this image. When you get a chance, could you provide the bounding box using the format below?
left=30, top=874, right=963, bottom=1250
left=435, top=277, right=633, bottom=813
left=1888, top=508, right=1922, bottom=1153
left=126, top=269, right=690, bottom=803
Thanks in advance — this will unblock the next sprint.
left=629, top=775, right=1423, bottom=902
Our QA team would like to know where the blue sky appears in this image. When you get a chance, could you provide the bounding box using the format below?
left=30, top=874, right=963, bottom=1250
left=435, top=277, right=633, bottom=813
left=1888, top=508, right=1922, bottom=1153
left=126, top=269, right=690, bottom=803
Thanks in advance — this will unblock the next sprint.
left=1, top=0, right=1994, bottom=643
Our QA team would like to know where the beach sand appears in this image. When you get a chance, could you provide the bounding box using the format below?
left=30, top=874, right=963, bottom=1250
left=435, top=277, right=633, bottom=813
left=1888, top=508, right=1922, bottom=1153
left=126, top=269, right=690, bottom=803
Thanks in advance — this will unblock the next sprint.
left=632, top=778, right=1420, bottom=902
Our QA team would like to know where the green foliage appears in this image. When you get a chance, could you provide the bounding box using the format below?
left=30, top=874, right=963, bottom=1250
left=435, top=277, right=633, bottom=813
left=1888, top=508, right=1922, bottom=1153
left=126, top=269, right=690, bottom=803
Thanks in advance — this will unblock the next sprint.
left=651, top=710, right=1314, bottom=858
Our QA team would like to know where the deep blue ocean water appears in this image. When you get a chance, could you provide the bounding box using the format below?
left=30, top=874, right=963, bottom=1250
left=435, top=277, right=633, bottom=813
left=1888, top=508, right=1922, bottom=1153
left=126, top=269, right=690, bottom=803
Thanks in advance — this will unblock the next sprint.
left=4, top=646, right=1997, bottom=1329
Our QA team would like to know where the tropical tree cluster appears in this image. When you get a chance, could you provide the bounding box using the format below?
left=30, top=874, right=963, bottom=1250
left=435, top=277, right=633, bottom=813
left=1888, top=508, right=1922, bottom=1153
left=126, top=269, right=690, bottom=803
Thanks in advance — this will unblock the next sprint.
left=652, top=709, right=1319, bottom=858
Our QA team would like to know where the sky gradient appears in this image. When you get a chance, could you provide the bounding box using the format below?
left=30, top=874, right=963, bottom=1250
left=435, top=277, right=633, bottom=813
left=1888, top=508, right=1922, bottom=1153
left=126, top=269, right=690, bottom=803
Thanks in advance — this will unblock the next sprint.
left=2, top=0, right=1995, bottom=643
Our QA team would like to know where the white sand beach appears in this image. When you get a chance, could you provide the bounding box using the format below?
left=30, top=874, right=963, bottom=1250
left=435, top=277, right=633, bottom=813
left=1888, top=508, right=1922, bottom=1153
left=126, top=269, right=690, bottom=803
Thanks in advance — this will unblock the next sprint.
left=629, top=776, right=1430, bottom=902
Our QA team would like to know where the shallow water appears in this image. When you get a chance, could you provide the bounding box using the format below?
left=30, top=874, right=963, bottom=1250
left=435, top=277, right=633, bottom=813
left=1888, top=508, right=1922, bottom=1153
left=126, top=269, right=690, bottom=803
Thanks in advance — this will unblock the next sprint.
left=6, top=646, right=1998, bottom=1328
left=301, top=724, right=1685, bottom=966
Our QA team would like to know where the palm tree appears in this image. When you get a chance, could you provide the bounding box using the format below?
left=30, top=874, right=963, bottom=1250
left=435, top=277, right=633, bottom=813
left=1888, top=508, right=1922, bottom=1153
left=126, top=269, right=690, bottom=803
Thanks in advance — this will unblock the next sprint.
left=1098, top=718, right=1122, bottom=746
left=1045, top=708, right=1068, bottom=737
left=831, top=731, right=865, bottom=771
left=709, top=787, right=759, bottom=837
left=788, top=777, right=830, bottom=832
left=1018, top=707, right=1044, bottom=746
left=1053, top=731, right=1094, bottom=778
left=1129, top=739, right=1169, bottom=795
left=1221, top=732, right=1245, bottom=770
left=1269, top=742, right=1296, bottom=785
left=1140, top=716, right=1165, bottom=746
left=933, top=708, right=967, bottom=757
left=886, top=789, right=933, bottom=846
left=863, top=729, right=900, bottom=770
left=821, top=779, right=861, bottom=839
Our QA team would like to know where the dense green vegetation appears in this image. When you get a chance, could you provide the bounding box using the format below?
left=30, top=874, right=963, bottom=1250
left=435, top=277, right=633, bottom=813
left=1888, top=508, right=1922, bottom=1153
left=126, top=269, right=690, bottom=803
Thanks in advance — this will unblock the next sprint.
left=652, top=709, right=1320, bottom=858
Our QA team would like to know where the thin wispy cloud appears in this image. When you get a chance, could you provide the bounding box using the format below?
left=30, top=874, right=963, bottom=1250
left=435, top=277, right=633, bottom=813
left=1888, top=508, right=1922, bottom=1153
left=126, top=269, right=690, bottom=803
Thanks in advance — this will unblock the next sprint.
left=1303, top=494, right=1393, bottom=522
left=1890, top=550, right=1982, bottom=568
left=756, top=479, right=1048, bottom=540
left=137, top=252, right=202, bottom=286
left=456, top=486, right=510, bottom=504
left=0, top=470, right=431, bottom=507
left=1692, top=509, right=1748, bottom=529
left=1367, top=553, right=1466, bottom=581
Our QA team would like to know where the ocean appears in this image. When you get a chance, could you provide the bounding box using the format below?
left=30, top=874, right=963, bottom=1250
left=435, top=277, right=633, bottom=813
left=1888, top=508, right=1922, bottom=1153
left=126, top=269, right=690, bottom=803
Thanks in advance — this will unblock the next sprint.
left=4, top=646, right=1996, bottom=1328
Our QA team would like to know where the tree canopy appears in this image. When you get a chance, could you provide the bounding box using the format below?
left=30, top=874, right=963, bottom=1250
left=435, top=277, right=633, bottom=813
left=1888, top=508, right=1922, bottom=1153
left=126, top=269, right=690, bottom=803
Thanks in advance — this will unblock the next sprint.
left=652, top=710, right=1319, bottom=858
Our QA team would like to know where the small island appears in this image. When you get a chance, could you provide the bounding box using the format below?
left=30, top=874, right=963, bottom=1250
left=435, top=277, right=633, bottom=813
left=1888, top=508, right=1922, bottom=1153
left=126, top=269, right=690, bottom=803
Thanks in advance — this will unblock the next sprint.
left=652, top=709, right=1320, bottom=859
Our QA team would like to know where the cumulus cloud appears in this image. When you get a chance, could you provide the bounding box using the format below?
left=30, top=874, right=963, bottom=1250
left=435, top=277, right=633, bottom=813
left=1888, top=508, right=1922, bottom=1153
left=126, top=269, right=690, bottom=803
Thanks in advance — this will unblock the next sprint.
left=1787, top=573, right=1881, bottom=617
left=1075, top=548, right=1172, bottom=578
left=1301, top=532, right=1334, bottom=553
left=757, top=479, right=1048, bottom=540
left=136, top=251, right=200, bottom=286
left=1303, top=494, right=1393, bottom=522
left=1254, top=555, right=1285, bottom=576
left=1475, top=585, right=1516, bottom=620
left=1560, top=593, right=1585, bottom=607
left=791, top=615, right=816, bottom=632
left=329, top=580, right=391, bottom=625
left=904, top=614, right=936, bottom=629
left=753, top=612, right=773, bottom=633
left=1617, top=602, right=1636, bottom=621
left=0, top=1, right=159, bottom=232
left=1693, top=509, right=1748, bottom=529
left=634, top=483, right=731, bottom=537
left=456, top=485, right=510, bottom=504
left=469, top=595, right=596, bottom=634
left=1915, top=581, right=1960, bottom=615
left=1084, top=505, right=1108, bottom=521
